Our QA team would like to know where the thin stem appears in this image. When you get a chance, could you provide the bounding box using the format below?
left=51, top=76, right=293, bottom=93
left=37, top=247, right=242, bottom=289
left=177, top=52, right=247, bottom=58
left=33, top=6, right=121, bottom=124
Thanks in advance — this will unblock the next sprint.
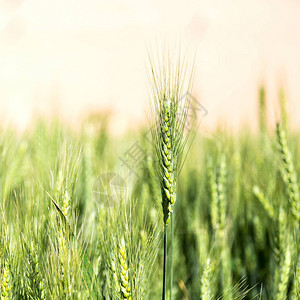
left=163, top=225, right=167, bottom=300
left=170, top=211, right=174, bottom=300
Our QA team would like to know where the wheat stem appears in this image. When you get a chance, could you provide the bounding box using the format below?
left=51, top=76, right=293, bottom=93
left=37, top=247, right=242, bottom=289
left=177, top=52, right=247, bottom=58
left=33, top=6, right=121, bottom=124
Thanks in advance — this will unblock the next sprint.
left=148, top=47, right=194, bottom=300
left=170, top=211, right=174, bottom=300
left=162, top=226, right=167, bottom=300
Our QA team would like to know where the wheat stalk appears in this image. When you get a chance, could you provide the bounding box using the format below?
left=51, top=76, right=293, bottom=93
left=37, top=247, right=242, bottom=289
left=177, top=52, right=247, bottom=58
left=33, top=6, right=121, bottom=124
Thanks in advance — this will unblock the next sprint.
left=148, top=46, right=194, bottom=300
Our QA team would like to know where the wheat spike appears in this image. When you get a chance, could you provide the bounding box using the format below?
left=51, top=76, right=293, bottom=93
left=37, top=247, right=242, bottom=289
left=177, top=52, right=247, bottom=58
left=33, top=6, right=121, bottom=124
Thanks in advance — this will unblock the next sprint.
left=291, top=252, right=300, bottom=299
left=109, top=252, right=120, bottom=293
left=149, top=48, right=194, bottom=225
left=208, top=158, right=218, bottom=231
left=259, top=85, right=267, bottom=134
left=210, top=155, right=227, bottom=231
left=119, top=238, right=132, bottom=300
left=62, top=190, right=70, bottom=218
left=218, top=155, right=227, bottom=230
left=253, top=185, right=275, bottom=219
left=1, top=260, right=11, bottom=300
left=201, top=258, right=214, bottom=300
left=25, top=242, right=46, bottom=299
left=276, top=123, right=300, bottom=222
left=279, top=88, right=289, bottom=131
left=276, top=245, right=292, bottom=300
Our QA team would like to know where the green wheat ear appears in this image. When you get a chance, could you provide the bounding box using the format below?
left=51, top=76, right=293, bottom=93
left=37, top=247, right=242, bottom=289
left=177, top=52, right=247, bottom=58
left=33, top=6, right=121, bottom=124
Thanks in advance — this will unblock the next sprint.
left=25, top=242, right=46, bottom=299
left=160, top=97, right=176, bottom=224
left=1, top=260, right=11, bottom=300
left=276, top=123, right=300, bottom=222
left=148, top=47, right=195, bottom=225
left=259, top=85, right=267, bottom=134
left=119, top=238, right=132, bottom=300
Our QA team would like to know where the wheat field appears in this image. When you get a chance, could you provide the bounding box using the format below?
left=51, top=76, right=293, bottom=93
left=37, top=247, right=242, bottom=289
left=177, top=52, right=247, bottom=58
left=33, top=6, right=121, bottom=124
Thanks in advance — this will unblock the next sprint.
left=0, top=82, right=299, bottom=300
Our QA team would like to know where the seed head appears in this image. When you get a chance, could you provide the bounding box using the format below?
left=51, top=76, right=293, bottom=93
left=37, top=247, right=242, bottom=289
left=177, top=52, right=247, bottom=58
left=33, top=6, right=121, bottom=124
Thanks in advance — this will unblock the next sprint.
left=148, top=47, right=195, bottom=225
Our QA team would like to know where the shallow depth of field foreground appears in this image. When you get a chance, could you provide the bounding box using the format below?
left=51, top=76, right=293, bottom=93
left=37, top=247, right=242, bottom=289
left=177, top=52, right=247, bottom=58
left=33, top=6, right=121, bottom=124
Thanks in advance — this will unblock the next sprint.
left=1, top=73, right=300, bottom=299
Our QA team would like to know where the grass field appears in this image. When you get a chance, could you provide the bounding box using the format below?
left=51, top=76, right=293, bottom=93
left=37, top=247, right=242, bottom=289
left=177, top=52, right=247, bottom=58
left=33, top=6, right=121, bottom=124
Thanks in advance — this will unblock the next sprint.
left=0, top=84, right=299, bottom=300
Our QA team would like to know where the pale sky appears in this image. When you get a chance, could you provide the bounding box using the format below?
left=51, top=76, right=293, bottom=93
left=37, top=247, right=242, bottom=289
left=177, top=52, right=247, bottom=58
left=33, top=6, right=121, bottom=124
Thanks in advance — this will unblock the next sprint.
left=0, top=0, right=299, bottom=132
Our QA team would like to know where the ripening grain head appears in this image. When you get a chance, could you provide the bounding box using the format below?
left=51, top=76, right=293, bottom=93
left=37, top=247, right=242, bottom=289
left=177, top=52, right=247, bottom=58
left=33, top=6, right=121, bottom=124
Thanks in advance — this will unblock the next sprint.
left=148, top=46, right=195, bottom=225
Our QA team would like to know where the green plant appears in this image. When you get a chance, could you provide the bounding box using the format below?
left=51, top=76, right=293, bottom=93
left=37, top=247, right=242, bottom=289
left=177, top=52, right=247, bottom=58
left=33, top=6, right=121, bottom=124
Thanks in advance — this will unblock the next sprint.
left=1, top=74, right=300, bottom=299
left=148, top=48, right=194, bottom=300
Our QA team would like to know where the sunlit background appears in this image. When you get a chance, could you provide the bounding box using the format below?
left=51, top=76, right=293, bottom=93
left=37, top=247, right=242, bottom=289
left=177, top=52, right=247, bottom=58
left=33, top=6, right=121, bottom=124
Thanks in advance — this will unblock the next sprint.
left=0, top=0, right=300, bottom=133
